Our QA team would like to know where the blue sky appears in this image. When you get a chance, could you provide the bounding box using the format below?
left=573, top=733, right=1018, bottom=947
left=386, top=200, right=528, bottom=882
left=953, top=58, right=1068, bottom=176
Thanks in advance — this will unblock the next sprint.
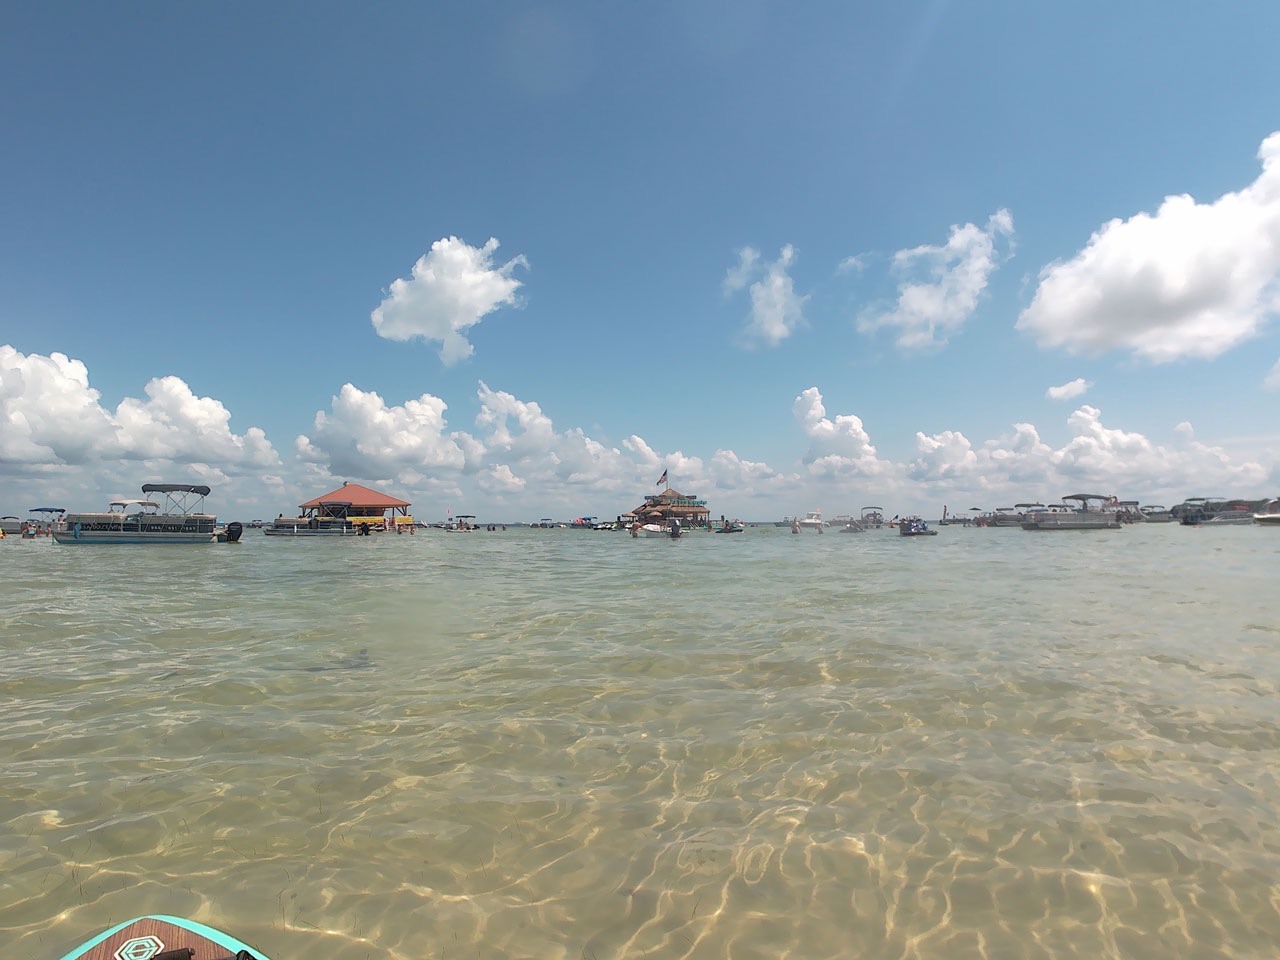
left=4, top=2, right=1280, bottom=523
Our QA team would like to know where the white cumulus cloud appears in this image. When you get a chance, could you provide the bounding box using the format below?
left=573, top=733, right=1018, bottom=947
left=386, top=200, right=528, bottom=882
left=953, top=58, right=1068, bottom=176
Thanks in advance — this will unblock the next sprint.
left=906, top=407, right=1268, bottom=504
left=371, top=236, right=528, bottom=365
left=297, top=380, right=655, bottom=499
left=860, top=209, right=1014, bottom=350
left=708, top=449, right=780, bottom=489
left=480, top=463, right=526, bottom=494
left=475, top=381, right=638, bottom=487
left=1017, top=132, right=1280, bottom=363
left=116, top=376, right=279, bottom=467
left=1050, top=405, right=1165, bottom=484
left=296, top=383, right=469, bottom=480
left=0, top=346, right=117, bottom=465
left=0, top=346, right=278, bottom=472
left=909, top=430, right=981, bottom=482
left=724, top=244, right=809, bottom=347
left=1046, top=377, right=1092, bottom=401
left=792, top=386, right=894, bottom=478
left=909, top=422, right=1055, bottom=491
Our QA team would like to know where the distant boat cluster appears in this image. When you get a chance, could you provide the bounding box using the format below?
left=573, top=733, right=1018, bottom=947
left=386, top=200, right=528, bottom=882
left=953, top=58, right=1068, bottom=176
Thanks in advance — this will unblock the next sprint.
left=943, top=494, right=1280, bottom=530
left=5, top=482, right=1280, bottom=545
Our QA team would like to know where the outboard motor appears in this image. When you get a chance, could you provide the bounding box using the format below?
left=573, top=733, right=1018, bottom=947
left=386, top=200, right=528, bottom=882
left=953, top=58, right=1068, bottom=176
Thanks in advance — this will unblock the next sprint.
left=667, top=518, right=682, bottom=538
left=224, top=521, right=243, bottom=543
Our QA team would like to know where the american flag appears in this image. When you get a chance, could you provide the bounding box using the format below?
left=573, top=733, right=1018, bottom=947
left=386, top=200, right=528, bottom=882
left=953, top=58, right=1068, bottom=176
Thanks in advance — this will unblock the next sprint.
left=657, top=469, right=667, bottom=486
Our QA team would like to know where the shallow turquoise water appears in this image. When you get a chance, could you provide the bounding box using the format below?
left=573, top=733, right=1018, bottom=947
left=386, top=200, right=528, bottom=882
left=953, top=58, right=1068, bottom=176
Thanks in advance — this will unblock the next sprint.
left=4, top=523, right=1280, bottom=959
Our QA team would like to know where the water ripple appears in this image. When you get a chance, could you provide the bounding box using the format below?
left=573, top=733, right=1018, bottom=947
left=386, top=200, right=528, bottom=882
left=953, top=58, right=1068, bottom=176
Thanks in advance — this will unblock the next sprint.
left=5, top=525, right=1280, bottom=958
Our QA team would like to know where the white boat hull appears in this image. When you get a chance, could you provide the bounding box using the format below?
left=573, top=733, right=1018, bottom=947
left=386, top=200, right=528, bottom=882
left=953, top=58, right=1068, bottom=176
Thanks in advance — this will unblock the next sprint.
left=263, top=524, right=359, bottom=536
left=1021, top=513, right=1121, bottom=530
left=53, top=529, right=219, bottom=544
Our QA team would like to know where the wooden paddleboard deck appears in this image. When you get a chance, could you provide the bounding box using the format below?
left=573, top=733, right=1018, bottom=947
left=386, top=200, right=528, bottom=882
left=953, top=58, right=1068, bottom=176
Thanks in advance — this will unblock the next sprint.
left=59, top=915, right=269, bottom=960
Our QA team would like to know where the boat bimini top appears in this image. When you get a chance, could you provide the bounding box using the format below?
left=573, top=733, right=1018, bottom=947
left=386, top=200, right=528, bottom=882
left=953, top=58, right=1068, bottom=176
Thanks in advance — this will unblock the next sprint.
left=138, top=483, right=214, bottom=516
left=142, top=484, right=212, bottom=496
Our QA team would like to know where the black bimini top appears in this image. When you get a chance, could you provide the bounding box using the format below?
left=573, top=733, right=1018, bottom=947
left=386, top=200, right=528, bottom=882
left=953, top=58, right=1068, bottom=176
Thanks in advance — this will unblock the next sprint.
left=142, top=483, right=212, bottom=496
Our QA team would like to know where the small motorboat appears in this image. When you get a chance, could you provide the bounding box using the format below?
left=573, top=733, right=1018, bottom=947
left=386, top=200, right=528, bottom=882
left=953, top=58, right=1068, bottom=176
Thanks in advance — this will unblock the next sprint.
left=898, top=516, right=937, bottom=536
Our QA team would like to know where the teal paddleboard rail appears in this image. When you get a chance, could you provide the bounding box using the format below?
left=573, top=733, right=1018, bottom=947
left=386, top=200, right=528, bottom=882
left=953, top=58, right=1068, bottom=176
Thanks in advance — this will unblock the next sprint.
left=58, top=915, right=269, bottom=960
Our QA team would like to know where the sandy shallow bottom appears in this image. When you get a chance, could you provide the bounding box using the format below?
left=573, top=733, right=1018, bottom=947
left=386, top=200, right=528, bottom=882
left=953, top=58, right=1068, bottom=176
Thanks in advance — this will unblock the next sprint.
left=5, top=524, right=1280, bottom=959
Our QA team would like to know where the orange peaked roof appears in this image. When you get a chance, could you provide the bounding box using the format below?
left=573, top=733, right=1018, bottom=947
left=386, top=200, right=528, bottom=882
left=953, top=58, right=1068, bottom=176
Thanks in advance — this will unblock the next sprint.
left=299, top=482, right=411, bottom=509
